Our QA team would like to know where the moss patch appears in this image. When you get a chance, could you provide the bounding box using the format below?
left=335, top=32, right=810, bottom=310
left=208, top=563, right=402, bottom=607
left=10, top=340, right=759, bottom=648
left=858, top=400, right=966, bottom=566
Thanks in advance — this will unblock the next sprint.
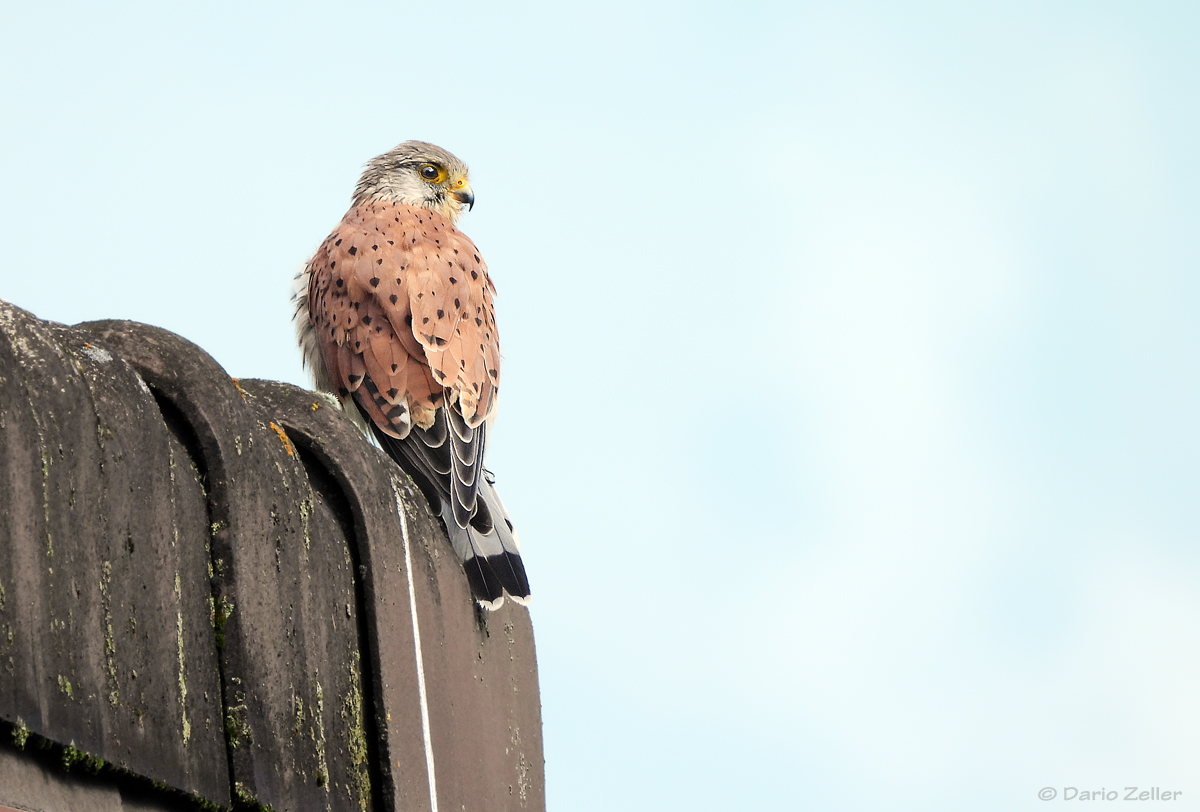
left=224, top=700, right=250, bottom=749
left=213, top=596, right=234, bottom=649
left=61, top=741, right=104, bottom=774
left=312, top=677, right=329, bottom=794
left=174, top=572, right=190, bottom=742
left=342, top=651, right=370, bottom=811
left=100, top=559, right=119, bottom=706
left=12, top=718, right=30, bottom=749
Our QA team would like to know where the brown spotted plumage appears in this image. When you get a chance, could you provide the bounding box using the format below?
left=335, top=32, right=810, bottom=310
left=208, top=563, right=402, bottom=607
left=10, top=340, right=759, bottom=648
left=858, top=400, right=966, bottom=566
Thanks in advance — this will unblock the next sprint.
left=307, top=203, right=498, bottom=431
left=295, top=141, right=528, bottom=608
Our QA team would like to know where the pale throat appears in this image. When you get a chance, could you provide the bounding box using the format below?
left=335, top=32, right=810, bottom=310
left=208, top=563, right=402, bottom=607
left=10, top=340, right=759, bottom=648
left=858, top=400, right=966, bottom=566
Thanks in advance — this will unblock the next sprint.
left=367, top=186, right=462, bottom=223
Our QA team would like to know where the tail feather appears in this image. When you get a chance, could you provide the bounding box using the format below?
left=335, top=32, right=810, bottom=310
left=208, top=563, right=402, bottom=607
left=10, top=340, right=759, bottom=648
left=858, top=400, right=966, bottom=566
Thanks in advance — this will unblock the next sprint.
left=365, top=406, right=530, bottom=608
left=440, top=476, right=530, bottom=608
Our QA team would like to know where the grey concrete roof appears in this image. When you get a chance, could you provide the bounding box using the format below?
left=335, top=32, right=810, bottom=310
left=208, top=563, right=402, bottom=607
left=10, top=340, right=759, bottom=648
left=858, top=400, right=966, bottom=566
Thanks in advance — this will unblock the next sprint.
left=0, top=300, right=543, bottom=812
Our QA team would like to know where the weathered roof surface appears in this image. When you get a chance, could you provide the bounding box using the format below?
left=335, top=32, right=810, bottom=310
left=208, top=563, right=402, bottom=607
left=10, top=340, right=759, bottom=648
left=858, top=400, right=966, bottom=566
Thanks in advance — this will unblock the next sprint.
left=0, top=299, right=544, bottom=812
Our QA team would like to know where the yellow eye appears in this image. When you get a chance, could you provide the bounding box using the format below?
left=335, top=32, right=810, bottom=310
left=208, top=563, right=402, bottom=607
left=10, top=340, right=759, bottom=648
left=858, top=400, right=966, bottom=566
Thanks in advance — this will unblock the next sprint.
left=419, top=163, right=446, bottom=183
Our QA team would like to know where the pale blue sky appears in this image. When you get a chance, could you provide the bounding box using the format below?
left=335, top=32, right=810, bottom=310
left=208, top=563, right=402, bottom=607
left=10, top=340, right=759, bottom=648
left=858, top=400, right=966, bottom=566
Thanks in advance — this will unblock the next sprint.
left=3, top=2, right=1199, bottom=809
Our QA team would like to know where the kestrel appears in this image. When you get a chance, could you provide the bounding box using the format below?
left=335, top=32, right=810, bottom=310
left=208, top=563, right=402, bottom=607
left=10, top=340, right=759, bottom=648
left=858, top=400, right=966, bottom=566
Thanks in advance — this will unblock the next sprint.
left=295, top=141, right=530, bottom=609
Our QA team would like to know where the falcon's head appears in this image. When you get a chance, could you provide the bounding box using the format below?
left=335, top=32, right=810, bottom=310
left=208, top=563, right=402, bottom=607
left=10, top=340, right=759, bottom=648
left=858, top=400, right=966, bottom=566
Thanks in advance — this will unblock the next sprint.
left=353, top=140, right=475, bottom=223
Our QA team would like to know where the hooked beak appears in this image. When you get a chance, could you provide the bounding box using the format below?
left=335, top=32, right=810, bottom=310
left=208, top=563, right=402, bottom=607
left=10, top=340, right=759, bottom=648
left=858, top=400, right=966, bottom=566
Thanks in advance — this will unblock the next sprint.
left=450, top=180, right=475, bottom=211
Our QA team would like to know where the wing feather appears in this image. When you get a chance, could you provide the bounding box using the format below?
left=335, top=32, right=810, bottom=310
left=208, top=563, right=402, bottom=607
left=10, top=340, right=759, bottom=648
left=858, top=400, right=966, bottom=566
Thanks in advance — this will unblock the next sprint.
left=304, top=198, right=522, bottom=604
